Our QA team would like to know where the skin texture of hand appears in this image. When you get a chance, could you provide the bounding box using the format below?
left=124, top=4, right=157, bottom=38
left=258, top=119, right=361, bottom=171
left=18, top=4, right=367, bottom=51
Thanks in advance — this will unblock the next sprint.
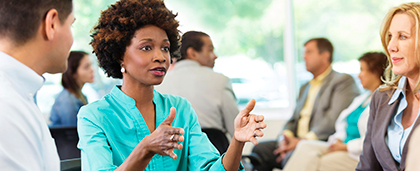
left=115, top=107, right=185, bottom=171
left=327, top=139, right=347, bottom=154
left=273, top=134, right=300, bottom=163
left=233, top=99, right=267, bottom=144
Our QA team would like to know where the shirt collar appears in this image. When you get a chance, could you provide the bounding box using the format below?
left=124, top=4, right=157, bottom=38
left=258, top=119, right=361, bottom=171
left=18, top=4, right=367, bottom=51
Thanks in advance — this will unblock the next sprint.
left=110, top=85, right=161, bottom=107
left=110, top=85, right=136, bottom=107
left=0, top=51, right=44, bottom=97
left=309, top=66, right=332, bottom=84
left=388, top=76, right=407, bottom=105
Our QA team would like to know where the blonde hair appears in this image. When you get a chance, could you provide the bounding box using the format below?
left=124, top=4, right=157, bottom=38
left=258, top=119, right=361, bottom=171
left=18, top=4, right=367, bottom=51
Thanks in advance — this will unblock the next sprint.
left=380, top=2, right=420, bottom=92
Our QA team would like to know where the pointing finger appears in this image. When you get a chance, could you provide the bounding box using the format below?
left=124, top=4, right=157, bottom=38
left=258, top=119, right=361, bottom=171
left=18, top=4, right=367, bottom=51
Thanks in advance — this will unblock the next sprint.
left=238, top=99, right=256, bottom=117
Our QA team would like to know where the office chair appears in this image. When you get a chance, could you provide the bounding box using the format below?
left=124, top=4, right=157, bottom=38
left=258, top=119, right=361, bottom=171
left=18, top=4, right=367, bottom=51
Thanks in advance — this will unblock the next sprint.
left=201, top=128, right=229, bottom=155
left=49, top=126, right=80, bottom=160
left=61, top=158, right=81, bottom=171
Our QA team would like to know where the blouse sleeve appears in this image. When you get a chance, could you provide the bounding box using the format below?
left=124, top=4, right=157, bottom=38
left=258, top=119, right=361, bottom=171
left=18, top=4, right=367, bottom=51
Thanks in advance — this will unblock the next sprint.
left=77, top=106, right=117, bottom=171
left=184, top=102, right=244, bottom=171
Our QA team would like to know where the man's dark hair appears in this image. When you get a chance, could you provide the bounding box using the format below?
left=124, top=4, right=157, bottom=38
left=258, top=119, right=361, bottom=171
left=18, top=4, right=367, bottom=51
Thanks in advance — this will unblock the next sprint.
left=0, top=0, right=73, bottom=45
left=179, top=31, right=209, bottom=61
left=305, top=38, right=334, bottom=63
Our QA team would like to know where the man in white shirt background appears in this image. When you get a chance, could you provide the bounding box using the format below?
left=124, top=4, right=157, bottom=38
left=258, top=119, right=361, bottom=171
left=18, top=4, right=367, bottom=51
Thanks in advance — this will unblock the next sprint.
left=0, top=0, right=75, bottom=170
left=156, top=31, right=239, bottom=154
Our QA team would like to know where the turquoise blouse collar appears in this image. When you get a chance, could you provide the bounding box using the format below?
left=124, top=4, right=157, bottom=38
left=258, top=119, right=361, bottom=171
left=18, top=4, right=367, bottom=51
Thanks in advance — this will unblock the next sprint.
left=109, top=85, right=166, bottom=130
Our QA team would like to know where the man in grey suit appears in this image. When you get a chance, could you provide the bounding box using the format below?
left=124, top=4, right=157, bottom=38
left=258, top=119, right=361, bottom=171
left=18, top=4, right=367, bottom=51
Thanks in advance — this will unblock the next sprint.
left=155, top=31, right=239, bottom=154
left=251, top=38, right=360, bottom=171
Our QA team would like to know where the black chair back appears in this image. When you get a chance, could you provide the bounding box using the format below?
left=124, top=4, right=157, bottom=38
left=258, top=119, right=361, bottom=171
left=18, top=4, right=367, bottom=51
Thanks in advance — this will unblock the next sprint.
left=49, top=126, right=80, bottom=160
left=201, top=128, right=229, bottom=154
left=61, top=158, right=81, bottom=171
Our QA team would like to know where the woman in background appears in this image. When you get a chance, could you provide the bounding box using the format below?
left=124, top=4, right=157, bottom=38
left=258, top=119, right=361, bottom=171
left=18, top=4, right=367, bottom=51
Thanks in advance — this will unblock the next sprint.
left=283, top=52, right=387, bottom=171
left=50, top=51, right=94, bottom=127
left=357, top=2, right=420, bottom=171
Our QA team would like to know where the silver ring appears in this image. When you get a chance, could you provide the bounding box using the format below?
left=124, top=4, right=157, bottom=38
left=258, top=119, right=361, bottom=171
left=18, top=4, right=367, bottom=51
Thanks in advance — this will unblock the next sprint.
left=254, top=130, right=257, bottom=137
left=170, top=134, right=175, bottom=141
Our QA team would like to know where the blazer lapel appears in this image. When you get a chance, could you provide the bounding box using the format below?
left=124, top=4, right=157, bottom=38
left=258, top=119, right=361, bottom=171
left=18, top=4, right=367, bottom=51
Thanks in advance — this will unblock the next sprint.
left=400, top=110, right=420, bottom=170
left=311, top=71, right=335, bottom=116
left=295, top=83, right=310, bottom=118
left=373, top=95, right=400, bottom=170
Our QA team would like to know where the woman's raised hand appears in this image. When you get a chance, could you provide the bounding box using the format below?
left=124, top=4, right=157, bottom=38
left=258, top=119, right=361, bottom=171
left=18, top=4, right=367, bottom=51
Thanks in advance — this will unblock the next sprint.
left=233, top=99, right=266, bottom=145
left=141, top=107, right=184, bottom=159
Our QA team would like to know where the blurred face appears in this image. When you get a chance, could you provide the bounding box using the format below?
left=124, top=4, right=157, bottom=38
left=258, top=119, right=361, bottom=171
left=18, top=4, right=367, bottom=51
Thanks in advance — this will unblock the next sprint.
left=303, top=41, right=327, bottom=75
left=47, top=12, right=75, bottom=73
left=195, top=36, right=217, bottom=68
left=358, top=61, right=380, bottom=91
left=388, top=13, right=419, bottom=79
left=122, top=25, right=170, bottom=86
left=74, top=55, right=94, bottom=86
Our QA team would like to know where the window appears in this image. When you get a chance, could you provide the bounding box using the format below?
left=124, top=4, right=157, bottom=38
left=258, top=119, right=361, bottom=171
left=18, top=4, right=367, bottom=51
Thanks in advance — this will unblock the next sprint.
left=37, top=0, right=414, bottom=122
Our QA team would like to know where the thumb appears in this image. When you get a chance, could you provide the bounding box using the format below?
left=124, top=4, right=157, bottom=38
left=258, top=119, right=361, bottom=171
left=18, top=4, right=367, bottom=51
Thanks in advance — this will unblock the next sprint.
left=161, top=107, right=176, bottom=125
left=238, top=99, right=256, bottom=117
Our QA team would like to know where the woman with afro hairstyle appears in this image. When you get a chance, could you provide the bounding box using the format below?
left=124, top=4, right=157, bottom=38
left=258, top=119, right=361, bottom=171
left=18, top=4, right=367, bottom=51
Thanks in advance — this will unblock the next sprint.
left=76, top=0, right=266, bottom=170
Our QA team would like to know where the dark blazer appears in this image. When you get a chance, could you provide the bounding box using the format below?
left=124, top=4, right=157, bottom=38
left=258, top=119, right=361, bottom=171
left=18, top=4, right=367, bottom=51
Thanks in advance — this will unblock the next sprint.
left=283, top=70, right=360, bottom=140
left=356, top=89, right=420, bottom=171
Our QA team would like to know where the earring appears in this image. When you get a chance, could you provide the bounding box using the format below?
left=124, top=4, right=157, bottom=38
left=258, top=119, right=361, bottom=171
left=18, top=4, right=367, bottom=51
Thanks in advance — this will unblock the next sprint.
left=121, top=67, right=125, bottom=73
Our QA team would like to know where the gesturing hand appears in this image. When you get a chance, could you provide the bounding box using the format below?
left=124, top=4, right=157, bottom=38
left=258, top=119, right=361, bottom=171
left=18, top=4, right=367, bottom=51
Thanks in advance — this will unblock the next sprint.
left=233, top=99, right=266, bottom=145
left=141, top=107, right=185, bottom=159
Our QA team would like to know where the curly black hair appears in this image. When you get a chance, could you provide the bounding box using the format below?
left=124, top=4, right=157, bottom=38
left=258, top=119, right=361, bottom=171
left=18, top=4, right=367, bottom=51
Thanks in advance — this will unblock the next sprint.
left=90, top=0, right=180, bottom=78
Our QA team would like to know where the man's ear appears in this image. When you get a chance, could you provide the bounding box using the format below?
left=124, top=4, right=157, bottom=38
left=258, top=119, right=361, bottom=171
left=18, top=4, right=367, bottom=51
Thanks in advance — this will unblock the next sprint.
left=186, top=47, right=196, bottom=60
left=321, top=51, right=330, bottom=63
left=43, top=9, right=60, bottom=41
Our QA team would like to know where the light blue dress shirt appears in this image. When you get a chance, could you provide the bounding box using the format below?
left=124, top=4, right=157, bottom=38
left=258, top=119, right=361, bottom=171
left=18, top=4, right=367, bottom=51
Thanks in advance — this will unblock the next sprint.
left=77, top=85, right=243, bottom=171
left=50, top=89, right=84, bottom=127
left=0, top=51, right=60, bottom=170
left=386, top=76, right=420, bottom=163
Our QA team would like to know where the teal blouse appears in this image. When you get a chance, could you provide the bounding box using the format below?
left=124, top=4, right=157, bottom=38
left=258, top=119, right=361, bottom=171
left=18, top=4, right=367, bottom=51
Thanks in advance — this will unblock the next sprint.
left=77, top=86, right=243, bottom=171
left=343, top=101, right=368, bottom=143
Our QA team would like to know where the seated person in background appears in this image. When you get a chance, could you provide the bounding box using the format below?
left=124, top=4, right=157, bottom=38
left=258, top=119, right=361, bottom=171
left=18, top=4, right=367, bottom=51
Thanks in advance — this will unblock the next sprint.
left=283, top=52, right=387, bottom=171
left=251, top=38, right=360, bottom=171
left=77, top=0, right=266, bottom=170
left=357, top=2, right=420, bottom=171
left=155, top=31, right=239, bottom=154
left=50, top=51, right=94, bottom=127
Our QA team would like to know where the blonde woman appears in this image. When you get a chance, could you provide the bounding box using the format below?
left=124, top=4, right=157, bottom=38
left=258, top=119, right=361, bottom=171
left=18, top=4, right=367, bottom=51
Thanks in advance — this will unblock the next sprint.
left=357, top=2, right=420, bottom=171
